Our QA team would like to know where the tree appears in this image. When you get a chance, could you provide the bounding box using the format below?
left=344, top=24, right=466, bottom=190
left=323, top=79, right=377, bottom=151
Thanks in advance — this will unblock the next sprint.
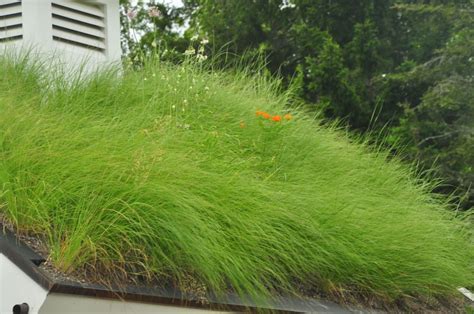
left=296, top=35, right=361, bottom=123
left=389, top=26, right=474, bottom=208
left=120, top=0, right=189, bottom=64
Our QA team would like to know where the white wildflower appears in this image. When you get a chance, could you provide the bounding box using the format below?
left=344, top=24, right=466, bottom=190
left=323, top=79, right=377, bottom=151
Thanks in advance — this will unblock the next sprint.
left=196, top=54, right=208, bottom=62
left=184, top=47, right=195, bottom=56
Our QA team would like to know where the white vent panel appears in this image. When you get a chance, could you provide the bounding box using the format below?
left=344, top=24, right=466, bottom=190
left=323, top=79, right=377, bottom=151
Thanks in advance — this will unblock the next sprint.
left=51, top=1, right=106, bottom=53
left=1, top=13, right=20, bottom=27
left=0, top=0, right=22, bottom=42
left=1, top=0, right=120, bottom=74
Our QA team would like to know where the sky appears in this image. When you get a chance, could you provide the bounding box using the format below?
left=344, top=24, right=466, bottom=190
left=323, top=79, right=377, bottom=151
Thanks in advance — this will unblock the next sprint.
left=130, top=0, right=184, bottom=7
left=162, top=0, right=183, bottom=7
left=128, top=0, right=187, bottom=35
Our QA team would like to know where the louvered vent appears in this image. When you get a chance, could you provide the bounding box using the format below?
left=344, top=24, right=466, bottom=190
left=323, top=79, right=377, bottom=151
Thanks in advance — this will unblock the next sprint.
left=0, top=0, right=22, bottom=43
left=51, top=1, right=106, bottom=53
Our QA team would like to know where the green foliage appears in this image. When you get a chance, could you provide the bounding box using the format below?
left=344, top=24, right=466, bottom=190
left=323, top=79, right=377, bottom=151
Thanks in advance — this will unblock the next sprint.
left=389, top=26, right=474, bottom=208
left=296, top=36, right=361, bottom=124
left=347, top=19, right=382, bottom=78
left=391, top=3, right=458, bottom=62
left=0, top=56, right=473, bottom=305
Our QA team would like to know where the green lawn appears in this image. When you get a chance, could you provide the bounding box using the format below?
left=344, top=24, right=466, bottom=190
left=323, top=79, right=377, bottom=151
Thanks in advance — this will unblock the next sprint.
left=0, top=55, right=472, bottom=307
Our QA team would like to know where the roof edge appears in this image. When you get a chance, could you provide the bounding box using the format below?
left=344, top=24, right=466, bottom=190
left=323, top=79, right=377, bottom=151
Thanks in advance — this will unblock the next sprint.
left=0, top=225, right=349, bottom=313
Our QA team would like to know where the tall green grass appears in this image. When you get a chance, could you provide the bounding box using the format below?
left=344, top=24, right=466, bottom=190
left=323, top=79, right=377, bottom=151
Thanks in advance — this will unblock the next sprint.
left=0, top=55, right=473, bottom=304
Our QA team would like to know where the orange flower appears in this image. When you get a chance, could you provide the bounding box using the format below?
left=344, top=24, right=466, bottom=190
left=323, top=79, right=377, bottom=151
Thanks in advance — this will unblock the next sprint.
left=257, top=110, right=272, bottom=119
left=272, top=115, right=282, bottom=122
left=284, top=113, right=292, bottom=121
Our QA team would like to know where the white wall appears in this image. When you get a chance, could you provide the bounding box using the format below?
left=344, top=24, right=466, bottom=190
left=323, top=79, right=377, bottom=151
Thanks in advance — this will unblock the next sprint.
left=0, top=253, right=234, bottom=314
left=39, top=293, right=234, bottom=314
left=0, top=254, right=49, bottom=314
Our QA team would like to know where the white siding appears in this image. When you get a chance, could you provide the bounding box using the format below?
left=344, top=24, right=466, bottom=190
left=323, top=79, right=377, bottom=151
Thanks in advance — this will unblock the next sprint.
left=0, top=254, right=49, bottom=314
left=39, top=293, right=234, bottom=314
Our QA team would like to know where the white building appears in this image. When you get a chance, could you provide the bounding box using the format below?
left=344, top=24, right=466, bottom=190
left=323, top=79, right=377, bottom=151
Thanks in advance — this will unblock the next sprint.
left=0, top=0, right=121, bottom=72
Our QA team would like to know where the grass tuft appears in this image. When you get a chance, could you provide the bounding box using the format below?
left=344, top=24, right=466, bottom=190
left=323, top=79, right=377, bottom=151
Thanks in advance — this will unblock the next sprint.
left=0, top=55, right=473, bottom=306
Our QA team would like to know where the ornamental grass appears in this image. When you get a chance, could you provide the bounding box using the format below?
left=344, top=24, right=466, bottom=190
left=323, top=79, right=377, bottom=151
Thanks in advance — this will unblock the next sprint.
left=0, top=55, right=473, bottom=307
